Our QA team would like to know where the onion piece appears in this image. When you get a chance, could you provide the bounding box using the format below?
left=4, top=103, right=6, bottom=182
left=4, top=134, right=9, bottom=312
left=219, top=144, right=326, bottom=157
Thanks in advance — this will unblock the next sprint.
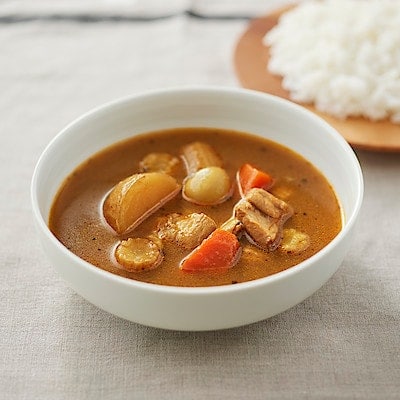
left=182, top=166, right=233, bottom=206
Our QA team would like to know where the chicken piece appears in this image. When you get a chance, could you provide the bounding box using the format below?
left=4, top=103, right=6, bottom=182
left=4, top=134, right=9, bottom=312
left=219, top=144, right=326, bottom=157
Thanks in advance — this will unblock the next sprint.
left=139, top=152, right=180, bottom=176
left=234, top=188, right=293, bottom=252
left=157, top=212, right=217, bottom=249
left=246, top=188, right=293, bottom=219
left=115, top=237, right=163, bottom=272
left=280, top=228, right=310, bottom=254
left=181, top=142, right=223, bottom=175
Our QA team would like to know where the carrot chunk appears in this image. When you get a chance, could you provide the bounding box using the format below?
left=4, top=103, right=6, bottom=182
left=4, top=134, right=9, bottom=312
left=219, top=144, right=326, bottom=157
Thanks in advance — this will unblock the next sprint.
left=237, top=163, right=274, bottom=196
left=180, top=229, right=241, bottom=271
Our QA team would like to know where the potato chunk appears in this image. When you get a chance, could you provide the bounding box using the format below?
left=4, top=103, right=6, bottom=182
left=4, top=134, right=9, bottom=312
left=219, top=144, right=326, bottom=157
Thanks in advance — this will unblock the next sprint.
left=115, top=238, right=163, bottom=272
left=103, top=172, right=181, bottom=234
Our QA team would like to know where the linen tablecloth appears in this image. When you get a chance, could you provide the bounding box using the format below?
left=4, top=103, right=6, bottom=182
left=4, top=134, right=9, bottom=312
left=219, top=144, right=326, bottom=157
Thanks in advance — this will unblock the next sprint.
left=1, top=1, right=399, bottom=399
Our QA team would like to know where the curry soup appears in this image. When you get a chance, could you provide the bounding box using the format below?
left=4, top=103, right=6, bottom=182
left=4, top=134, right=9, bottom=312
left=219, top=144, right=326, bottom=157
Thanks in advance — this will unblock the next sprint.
left=49, top=127, right=342, bottom=287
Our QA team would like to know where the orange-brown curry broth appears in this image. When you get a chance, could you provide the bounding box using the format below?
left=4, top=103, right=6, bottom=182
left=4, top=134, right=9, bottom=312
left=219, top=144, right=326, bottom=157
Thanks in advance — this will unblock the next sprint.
left=49, top=127, right=342, bottom=287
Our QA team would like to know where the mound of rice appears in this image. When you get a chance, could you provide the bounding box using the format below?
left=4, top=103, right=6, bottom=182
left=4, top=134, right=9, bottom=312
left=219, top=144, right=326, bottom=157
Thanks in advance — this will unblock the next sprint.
left=264, top=0, right=400, bottom=124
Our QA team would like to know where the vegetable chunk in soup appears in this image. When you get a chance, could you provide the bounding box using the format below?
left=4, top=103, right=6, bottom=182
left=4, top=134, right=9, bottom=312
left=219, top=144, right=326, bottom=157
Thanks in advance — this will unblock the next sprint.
left=49, top=128, right=342, bottom=287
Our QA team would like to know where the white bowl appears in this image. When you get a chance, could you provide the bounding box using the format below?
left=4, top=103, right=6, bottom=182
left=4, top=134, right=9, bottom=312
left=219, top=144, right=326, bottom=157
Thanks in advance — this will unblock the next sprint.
left=31, top=87, right=363, bottom=331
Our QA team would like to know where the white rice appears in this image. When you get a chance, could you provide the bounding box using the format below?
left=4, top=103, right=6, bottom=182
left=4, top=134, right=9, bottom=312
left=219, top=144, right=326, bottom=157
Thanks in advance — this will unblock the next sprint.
left=264, top=0, right=400, bottom=124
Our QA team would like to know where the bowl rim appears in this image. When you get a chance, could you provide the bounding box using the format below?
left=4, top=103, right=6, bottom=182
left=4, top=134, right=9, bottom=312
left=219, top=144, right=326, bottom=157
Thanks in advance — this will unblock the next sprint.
left=31, top=85, right=364, bottom=296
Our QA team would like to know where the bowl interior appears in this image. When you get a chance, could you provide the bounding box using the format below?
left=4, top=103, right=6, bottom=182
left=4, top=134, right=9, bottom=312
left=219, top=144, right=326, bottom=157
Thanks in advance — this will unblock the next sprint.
left=33, top=87, right=363, bottom=275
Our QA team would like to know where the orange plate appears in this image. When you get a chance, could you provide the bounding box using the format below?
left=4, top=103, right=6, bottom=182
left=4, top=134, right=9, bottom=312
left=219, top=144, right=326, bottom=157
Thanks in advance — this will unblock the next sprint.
left=234, top=7, right=400, bottom=152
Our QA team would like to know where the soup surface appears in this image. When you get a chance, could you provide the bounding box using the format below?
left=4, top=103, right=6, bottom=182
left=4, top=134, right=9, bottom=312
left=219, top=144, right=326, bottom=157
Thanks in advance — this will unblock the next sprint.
left=49, top=127, right=342, bottom=287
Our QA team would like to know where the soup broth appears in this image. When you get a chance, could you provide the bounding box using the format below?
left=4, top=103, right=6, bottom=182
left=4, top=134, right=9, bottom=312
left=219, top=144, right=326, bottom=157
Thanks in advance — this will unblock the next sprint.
left=49, top=127, right=342, bottom=287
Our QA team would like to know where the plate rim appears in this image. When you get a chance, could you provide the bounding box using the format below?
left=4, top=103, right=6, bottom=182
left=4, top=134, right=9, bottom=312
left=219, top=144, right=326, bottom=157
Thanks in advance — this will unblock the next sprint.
left=233, top=7, right=400, bottom=153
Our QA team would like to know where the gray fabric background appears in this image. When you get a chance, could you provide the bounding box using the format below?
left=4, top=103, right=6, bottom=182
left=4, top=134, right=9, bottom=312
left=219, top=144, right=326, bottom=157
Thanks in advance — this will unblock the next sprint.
left=1, top=1, right=399, bottom=399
